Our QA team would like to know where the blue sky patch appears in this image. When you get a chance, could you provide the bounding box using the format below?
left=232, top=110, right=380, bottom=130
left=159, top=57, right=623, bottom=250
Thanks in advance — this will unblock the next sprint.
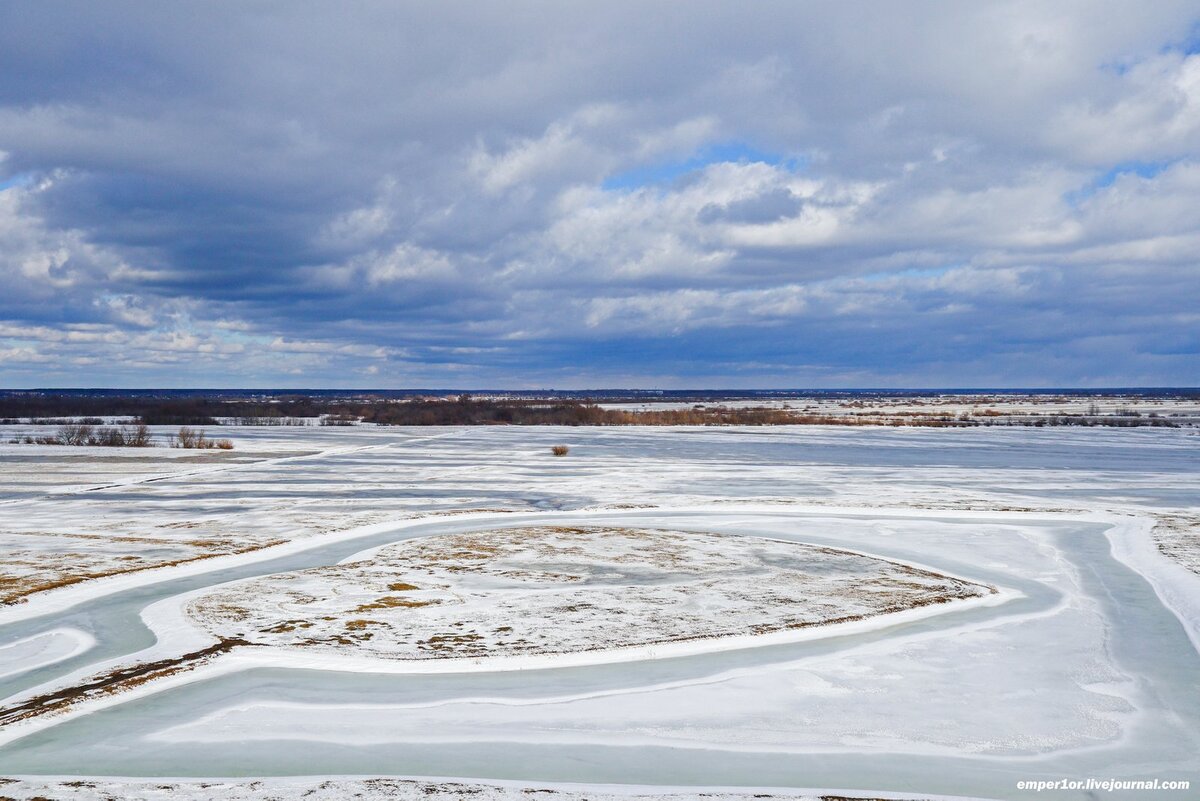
left=1174, top=19, right=1200, bottom=55
left=858, top=266, right=957, bottom=284
left=1066, top=160, right=1173, bottom=206
left=0, top=173, right=35, bottom=192
left=602, top=142, right=802, bottom=191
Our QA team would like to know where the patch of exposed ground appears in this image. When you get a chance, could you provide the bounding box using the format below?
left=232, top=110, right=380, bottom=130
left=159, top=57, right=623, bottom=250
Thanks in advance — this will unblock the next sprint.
left=0, top=532, right=284, bottom=606
left=0, top=776, right=912, bottom=800
left=1154, top=513, right=1200, bottom=575
left=189, top=526, right=994, bottom=660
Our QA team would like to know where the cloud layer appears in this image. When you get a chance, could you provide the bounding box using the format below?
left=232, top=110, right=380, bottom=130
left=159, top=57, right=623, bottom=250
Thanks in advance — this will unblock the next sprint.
left=1, top=1, right=1198, bottom=387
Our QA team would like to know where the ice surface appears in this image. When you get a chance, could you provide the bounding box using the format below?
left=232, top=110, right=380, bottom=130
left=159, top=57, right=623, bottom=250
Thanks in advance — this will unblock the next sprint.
left=0, top=629, right=93, bottom=681
left=146, top=514, right=1131, bottom=758
left=0, top=425, right=1197, bottom=801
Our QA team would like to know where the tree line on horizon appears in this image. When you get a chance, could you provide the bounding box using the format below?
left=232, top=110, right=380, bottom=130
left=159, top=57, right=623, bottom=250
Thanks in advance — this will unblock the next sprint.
left=0, top=394, right=1182, bottom=428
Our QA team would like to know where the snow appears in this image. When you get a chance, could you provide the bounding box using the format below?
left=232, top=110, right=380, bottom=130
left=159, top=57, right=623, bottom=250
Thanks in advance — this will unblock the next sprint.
left=0, top=775, right=985, bottom=801
left=186, top=526, right=995, bottom=662
left=0, top=629, right=93, bottom=681
left=0, top=429, right=453, bottom=614
left=141, top=511, right=1132, bottom=759
left=1, top=426, right=1197, bottom=619
left=0, top=424, right=1197, bottom=801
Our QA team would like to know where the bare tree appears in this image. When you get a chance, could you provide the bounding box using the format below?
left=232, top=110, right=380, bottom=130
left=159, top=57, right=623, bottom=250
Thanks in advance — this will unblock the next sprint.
left=56, top=424, right=93, bottom=446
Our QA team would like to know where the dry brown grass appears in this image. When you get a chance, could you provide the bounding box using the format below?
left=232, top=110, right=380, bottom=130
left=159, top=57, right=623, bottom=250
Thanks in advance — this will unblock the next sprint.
left=1154, top=513, right=1200, bottom=575
left=419, top=631, right=486, bottom=653
left=0, top=538, right=284, bottom=606
left=344, top=619, right=382, bottom=630
left=260, top=620, right=314, bottom=634
left=0, top=638, right=253, bottom=727
left=354, top=596, right=437, bottom=612
left=550, top=444, right=569, bottom=456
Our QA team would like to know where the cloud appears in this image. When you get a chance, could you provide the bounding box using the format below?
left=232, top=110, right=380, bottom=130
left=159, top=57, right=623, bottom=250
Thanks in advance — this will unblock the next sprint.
left=0, top=2, right=1197, bottom=386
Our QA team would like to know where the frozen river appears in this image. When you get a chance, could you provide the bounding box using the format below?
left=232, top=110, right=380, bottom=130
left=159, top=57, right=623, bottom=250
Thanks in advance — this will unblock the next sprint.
left=0, top=425, right=1197, bottom=800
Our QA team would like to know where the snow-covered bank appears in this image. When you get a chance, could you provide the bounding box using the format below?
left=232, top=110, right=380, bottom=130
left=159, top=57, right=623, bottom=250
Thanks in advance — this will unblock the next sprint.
left=0, top=775, right=986, bottom=801
left=1106, top=514, right=1200, bottom=652
left=0, top=629, right=94, bottom=681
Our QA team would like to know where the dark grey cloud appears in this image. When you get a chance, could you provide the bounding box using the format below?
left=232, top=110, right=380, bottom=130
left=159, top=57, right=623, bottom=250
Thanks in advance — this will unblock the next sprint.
left=0, top=1, right=1198, bottom=387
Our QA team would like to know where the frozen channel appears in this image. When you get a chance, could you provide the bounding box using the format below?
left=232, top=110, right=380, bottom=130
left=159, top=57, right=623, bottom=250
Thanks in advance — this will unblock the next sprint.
left=0, top=507, right=1196, bottom=800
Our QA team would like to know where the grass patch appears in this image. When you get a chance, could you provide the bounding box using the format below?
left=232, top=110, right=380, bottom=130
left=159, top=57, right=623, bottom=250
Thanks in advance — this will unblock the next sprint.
left=354, top=596, right=436, bottom=612
left=387, top=581, right=420, bottom=591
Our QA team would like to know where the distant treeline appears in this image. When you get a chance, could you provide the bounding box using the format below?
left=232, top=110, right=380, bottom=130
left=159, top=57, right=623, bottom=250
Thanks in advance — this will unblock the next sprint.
left=0, top=394, right=904, bottom=426
left=0, top=394, right=1186, bottom=428
left=361, top=399, right=800, bottom=426
left=355, top=398, right=926, bottom=426
left=0, top=396, right=327, bottom=425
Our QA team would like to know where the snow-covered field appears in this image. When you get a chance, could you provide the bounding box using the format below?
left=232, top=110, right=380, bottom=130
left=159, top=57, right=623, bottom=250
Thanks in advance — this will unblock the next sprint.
left=187, top=526, right=994, bottom=662
left=0, top=424, right=1198, bottom=800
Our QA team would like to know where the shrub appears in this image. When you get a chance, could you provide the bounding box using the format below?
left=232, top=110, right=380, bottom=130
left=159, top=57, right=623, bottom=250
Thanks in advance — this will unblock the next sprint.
left=551, top=445, right=569, bottom=456
left=56, top=423, right=94, bottom=446
left=91, top=426, right=127, bottom=446
left=27, top=422, right=156, bottom=447
left=175, top=426, right=199, bottom=448
left=175, top=426, right=233, bottom=450
left=126, top=423, right=153, bottom=447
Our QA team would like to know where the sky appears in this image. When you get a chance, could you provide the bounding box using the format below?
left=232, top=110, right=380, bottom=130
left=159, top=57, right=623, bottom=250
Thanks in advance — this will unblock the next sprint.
left=1, top=1, right=1198, bottom=389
